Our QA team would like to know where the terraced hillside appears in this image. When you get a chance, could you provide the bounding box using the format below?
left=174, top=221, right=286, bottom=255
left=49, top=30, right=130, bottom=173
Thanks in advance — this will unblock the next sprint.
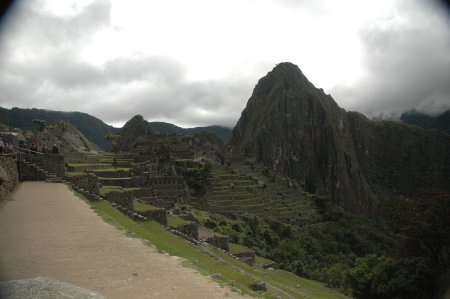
left=196, top=157, right=319, bottom=226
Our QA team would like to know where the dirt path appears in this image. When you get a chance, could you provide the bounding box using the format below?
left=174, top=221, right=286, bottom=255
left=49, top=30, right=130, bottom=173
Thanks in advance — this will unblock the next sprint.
left=0, top=182, right=246, bottom=299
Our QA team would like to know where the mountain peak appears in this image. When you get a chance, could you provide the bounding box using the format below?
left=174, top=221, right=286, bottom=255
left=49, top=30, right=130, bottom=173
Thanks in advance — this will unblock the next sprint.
left=231, top=63, right=450, bottom=215
left=117, top=115, right=153, bottom=151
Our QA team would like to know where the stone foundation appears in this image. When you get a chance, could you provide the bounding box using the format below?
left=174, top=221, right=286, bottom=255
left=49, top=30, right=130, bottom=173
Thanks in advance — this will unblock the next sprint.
left=0, top=156, right=19, bottom=201
left=17, top=152, right=65, bottom=177
left=67, top=174, right=99, bottom=194
left=206, top=235, right=229, bottom=251
left=138, top=208, right=167, bottom=225
left=233, top=251, right=256, bottom=266
left=172, top=222, right=198, bottom=239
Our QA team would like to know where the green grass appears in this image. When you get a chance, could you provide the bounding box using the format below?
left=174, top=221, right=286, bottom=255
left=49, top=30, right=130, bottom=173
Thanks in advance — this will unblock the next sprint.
left=91, top=167, right=130, bottom=172
left=123, top=187, right=141, bottom=191
left=167, top=215, right=189, bottom=226
left=133, top=201, right=159, bottom=212
left=99, top=185, right=123, bottom=195
left=66, top=172, right=86, bottom=177
left=99, top=186, right=140, bottom=195
left=255, top=256, right=276, bottom=267
left=191, top=209, right=209, bottom=221
left=68, top=163, right=110, bottom=167
left=229, top=243, right=253, bottom=254
left=210, top=246, right=350, bottom=299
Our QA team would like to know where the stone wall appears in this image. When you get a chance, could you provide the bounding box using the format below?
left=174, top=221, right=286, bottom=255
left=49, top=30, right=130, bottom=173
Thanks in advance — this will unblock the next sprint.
left=104, top=191, right=133, bottom=210
left=172, top=222, right=198, bottom=239
left=17, top=152, right=65, bottom=177
left=148, top=176, right=185, bottom=189
left=206, top=234, right=229, bottom=251
left=0, top=156, right=19, bottom=201
left=98, top=176, right=146, bottom=188
left=67, top=174, right=99, bottom=194
left=233, top=251, right=256, bottom=266
left=18, top=161, right=47, bottom=181
left=138, top=208, right=167, bottom=225
left=140, top=197, right=176, bottom=209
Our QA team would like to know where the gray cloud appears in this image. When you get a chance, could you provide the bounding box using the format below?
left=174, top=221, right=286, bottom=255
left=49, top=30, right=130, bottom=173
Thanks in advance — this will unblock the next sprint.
left=1, top=0, right=449, bottom=130
left=330, top=0, right=450, bottom=118
left=0, top=0, right=253, bottom=128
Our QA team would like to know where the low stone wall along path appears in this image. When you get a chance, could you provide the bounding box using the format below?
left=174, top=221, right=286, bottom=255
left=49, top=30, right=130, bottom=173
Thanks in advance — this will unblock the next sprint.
left=0, top=182, right=245, bottom=299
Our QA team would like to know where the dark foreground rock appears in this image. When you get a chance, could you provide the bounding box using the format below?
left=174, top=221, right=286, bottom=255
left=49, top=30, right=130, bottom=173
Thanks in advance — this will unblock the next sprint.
left=0, top=277, right=107, bottom=299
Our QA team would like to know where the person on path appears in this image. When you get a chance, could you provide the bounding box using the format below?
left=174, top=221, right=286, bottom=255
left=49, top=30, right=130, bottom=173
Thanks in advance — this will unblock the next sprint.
left=0, top=139, right=4, bottom=154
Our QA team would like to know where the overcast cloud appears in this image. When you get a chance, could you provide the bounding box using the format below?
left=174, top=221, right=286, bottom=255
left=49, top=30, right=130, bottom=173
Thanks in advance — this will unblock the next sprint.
left=0, top=0, right=449, bottom=127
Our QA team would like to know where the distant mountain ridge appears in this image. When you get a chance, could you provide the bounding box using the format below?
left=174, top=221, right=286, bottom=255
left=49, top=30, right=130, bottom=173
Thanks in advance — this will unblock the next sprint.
left=148, top=121, right=231, bottom=142
left=0, top=107, right=232, bottom=150
left=0, top=107, right=117, bottom=150
left=400, top=109, right=450, bottom=134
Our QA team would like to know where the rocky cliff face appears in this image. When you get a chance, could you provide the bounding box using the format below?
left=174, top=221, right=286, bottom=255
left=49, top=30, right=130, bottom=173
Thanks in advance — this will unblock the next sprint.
left=116, top=115, right=154, bottom=151
left=231, top=62, right=450, bottom=215
left=28, top=120, right=101, bottom=153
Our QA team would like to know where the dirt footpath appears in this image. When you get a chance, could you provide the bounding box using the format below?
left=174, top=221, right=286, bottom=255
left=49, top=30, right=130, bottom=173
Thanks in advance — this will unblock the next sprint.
left=0, top=182, right=245, bottom=299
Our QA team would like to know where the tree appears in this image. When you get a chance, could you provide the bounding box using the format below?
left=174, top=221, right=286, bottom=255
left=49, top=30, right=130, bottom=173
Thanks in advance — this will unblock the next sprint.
left=105, top=133, right=123, bottom=153
left=347, top=255, right=435, bottom=299
left=32, top=119, right=46, bottom=131
left=381, top=190, right=450, bottom=270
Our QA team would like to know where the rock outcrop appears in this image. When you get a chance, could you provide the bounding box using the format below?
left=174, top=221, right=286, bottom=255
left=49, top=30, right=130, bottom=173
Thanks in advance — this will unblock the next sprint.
left=231, top=62, right=450, bottom=215
left=27, top=120, right=101, bottom=153
left=116, top=115, right=154, bottom=151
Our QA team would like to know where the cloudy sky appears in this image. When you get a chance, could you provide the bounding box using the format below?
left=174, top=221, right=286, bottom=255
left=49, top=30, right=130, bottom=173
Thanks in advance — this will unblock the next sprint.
left=0, top=0, right=449, bottom=128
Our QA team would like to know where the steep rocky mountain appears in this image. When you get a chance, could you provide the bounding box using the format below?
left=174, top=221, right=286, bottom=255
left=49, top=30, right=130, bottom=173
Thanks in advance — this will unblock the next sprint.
left=0, top=107, right=117, bottom=150
left=25, top=120, right=100, bottom=153
left=149, top=121, right=232, bottom=142
left=116, top=115, right=154, bottom=151
left=400, top=109, right=450, bottom=134
left=231, top=62, right=450, bottom=215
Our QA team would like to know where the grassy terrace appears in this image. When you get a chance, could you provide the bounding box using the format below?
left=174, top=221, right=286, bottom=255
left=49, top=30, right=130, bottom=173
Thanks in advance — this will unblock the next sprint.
left=255, top=256, right=276, bottom=267
left=92, top=167, right=130, bottom=172
left=84, top=199, right=348, bottom=298
left=68, top=163, right=110, bottom=167
left=167, top=215, right=189, bottom=226
left=66, top=171, right=86, bottom=177
left=99, top=186, right=141, bottom=195
left=228, top=243, right=253, bottom=254
left=133, top=201, right=160, bottom=212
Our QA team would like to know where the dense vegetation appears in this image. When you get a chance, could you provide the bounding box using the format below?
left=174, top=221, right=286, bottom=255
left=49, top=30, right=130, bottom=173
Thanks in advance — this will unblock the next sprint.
left=183, top=161, right=212, bottom=195
left=200, top=190, right=450, bottom=298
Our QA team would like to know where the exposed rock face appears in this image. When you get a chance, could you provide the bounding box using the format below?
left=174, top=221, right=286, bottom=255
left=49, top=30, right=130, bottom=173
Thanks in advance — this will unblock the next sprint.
left=28, top=120, right=101, bottom=153
left=231, top=62, right=450, bottom=215
left=117, top=115, right=154, bottom=151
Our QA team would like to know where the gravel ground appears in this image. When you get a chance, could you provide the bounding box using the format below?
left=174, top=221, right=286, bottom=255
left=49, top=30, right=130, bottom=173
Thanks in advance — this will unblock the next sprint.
left=0, top=182, right=245, bottom=299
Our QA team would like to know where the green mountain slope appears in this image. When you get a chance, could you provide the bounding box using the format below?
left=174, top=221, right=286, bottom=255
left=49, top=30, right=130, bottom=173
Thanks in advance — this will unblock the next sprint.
left=149, top=121, right=232, bottom=142
left=0, top=107, right=117, bottom=150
